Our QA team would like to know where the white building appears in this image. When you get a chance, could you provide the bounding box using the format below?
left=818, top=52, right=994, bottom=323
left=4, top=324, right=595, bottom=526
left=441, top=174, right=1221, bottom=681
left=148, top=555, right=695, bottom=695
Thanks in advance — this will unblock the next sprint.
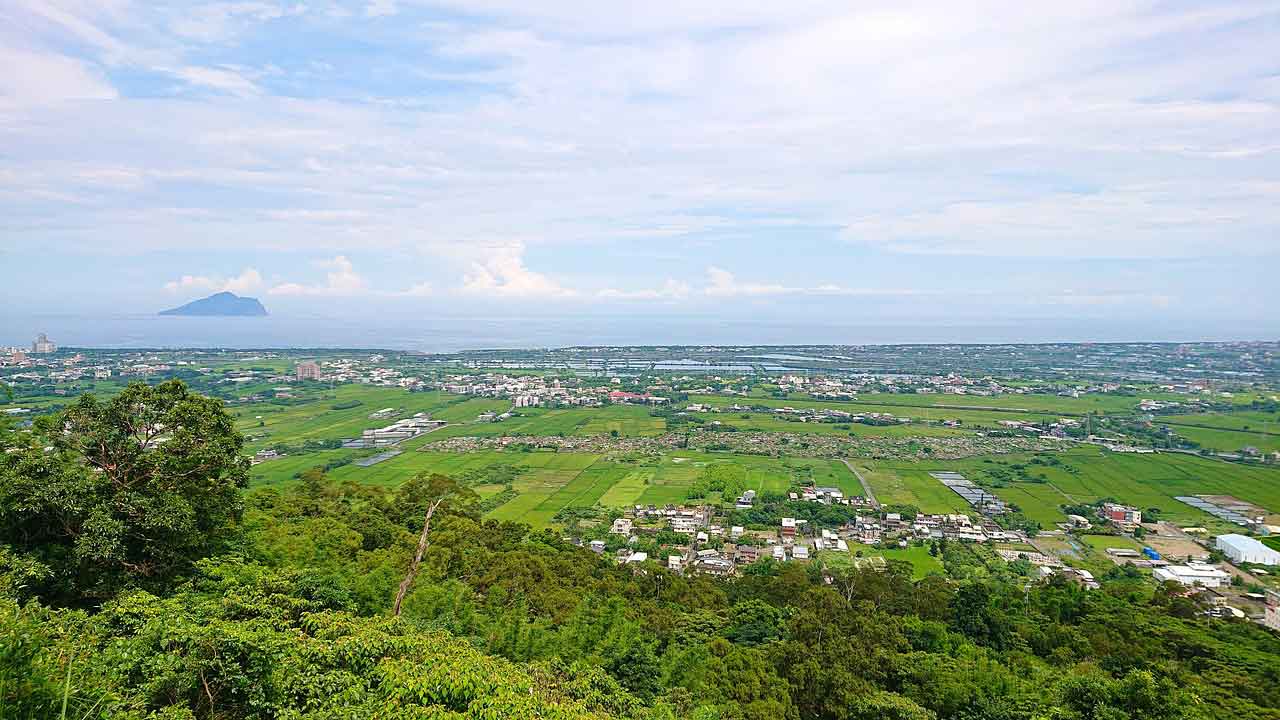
left=1266, top=591, right=1280, bottom=633
left=1153, top=562, right=1231, bottom=588
left=31, top=333, right=56, bottom=354
left=1216, top=534, right=1280, bottom=566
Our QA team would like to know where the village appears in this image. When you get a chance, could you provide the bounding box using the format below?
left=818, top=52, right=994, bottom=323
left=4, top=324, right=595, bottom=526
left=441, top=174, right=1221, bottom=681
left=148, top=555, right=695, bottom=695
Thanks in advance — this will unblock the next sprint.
left=581, top=487, right=1280, bottom=632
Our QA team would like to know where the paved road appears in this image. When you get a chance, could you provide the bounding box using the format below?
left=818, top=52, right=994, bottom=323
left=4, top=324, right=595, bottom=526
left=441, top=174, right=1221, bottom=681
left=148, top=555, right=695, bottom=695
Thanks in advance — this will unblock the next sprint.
left=839, top=459, right=879, bottom=507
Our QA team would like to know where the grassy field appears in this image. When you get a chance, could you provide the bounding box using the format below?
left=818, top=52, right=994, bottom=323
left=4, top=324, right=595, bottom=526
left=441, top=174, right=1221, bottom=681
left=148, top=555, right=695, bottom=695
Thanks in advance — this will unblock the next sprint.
left=1078, top=534, right=1144, bottom=552
left=855, top=462, right=971, bottom=513
left=818, top=544, right=944, bottom=579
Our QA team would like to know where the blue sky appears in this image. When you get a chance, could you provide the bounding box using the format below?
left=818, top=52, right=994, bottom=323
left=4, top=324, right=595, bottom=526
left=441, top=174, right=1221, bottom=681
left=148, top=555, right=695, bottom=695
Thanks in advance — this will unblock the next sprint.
left=2, top=0, right=1278, bottom=338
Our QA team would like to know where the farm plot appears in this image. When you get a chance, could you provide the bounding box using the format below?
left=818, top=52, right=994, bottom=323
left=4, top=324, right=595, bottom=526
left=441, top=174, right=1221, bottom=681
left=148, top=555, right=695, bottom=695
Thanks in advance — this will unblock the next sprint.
left=709, top=413, right=967, bottom=438
left=866, top=449, right=1280, bottom=529
left=576, top=405, right=668, bottom=437
left=233, top=388, right=463, bottom=449
left=860, top=463, right=972, bottom=513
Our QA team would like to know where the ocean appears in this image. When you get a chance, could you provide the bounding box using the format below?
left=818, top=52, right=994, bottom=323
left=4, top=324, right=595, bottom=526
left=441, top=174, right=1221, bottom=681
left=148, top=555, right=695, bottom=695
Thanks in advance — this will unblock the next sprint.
left=0, top=311, right=1269, bottom=351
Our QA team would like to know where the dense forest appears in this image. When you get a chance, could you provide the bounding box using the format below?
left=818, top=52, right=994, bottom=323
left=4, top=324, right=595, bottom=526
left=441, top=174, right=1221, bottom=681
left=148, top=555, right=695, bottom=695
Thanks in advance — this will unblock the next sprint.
left=3, top=382, right=1280, bottom=719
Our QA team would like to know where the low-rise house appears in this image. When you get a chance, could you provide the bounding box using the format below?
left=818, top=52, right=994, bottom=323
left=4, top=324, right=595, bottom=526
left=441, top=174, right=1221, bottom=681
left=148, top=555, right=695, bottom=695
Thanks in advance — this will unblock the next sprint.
left=1102, top=503, right=1142, bottom=529
left=696, top=556, right=735, bottom=576
left=781, top=517, right=797, bottom=539
left=671, top=517, right=700, bottom=534
left=1153, top=562, right=1231, bottom=588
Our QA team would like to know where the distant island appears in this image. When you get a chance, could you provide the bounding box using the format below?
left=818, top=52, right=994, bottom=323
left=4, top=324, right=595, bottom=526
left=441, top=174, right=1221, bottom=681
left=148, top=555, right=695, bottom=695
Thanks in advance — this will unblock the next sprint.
left=159, top=291, right=268, bottom=317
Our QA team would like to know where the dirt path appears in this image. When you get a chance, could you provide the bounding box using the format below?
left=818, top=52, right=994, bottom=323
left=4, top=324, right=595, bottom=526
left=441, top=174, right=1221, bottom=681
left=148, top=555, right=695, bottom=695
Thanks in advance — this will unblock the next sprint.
left=840, top=458, right=879, bottom=507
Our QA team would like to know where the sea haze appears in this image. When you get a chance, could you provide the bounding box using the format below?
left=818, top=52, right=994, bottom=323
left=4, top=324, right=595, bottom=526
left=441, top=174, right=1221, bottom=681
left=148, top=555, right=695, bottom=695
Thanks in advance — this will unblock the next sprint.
left=1, top=312, right=1272, bottom=351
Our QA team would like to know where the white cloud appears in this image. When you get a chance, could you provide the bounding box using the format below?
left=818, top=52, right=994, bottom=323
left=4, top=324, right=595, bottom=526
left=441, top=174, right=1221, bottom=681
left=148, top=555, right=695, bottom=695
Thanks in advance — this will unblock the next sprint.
left=702, top=267, right=925, bottom=298
left=597, top=279, right=691, bottom=301
left=163, top=267, right=263, bottom=294
left=270, top=255, right=366, bottom=296
left=168, top=2, right=304, bottom=43
left=841, top=184, right=1277, bottom=258
left=704, top=267, right=794, bottom=297
left=165, top=66, right=262, bottom=97
left=396, top=281, right=433, bottom=297
left=459, top=244, right=576, bottom=298
left=0, top=47, right=116, bottom=107
left=2, top=0, right=1278, bottom=323
left=1041, top=291, right=1175, bottom=308
left=364, top=0, right=398, bottom=18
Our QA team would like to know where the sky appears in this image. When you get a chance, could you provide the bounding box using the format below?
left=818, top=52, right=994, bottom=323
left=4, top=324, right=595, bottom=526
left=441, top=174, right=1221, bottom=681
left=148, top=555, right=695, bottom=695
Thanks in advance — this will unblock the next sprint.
left=2, top=0, right=1279, bottom=342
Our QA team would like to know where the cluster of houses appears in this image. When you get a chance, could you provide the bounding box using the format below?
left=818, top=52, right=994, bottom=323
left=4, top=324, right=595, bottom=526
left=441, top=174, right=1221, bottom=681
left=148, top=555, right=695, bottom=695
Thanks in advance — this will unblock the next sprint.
left=685, top=402, right=911, bottom=427
left=435, top=372, right=625, bottom=408
left=788, top=486, right=876, bottom=507
left=591, top=501, right=1035, bottom=579
left=767, top=372, right=1156, bottom=400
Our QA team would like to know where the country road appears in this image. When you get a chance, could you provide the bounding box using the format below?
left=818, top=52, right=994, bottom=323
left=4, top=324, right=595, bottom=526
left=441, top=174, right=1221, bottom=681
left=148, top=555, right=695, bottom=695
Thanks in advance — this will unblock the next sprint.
left=839, top=459, right=879, bottom=507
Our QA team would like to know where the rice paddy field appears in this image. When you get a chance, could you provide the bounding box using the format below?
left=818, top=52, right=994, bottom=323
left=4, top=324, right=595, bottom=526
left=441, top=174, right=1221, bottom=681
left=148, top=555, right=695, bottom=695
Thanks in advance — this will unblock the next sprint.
left=687, top=394, right=1065, bottom=428
left=224, top=384, right=1280, bottom=532
left=231, top=387, right=470, bottom=450
left=705, top=412, right=968, bottom=438
left=863, top=448, right=1280, bottom=530
left=1159, top=411, right=1280, bottom=453
left=426, top=404, right=668, bottom=441
left=250, top=442, right=860, bottom=528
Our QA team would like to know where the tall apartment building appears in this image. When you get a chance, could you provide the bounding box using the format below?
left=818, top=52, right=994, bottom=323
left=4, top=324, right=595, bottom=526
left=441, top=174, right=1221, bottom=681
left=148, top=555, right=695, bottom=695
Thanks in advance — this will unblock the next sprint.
left=31, top=333, right=57, bottom=354
left=295, top=361, right=322, bottom=381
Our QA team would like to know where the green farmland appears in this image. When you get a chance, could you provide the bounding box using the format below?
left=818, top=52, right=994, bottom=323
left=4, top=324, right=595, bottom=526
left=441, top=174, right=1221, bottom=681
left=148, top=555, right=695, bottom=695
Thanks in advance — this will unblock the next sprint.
left=688, top=394, right=1064, bottom=428
left=427, top=404, right=668, bottom=441
left=226, top=382, right=1280, bottom=532
left=250, top=443, right=858, bottom=528
left=231, top=387, right=471, bottom=450
left=863, top=449, right=1280, bottom=528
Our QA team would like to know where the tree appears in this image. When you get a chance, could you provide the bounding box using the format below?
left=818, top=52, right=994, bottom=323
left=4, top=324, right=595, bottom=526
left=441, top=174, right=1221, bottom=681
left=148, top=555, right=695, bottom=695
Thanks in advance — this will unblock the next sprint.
left=392, top=472, right=476, bottom=616
left=0, top=381, right=248, bottom=604
left=722, top=598, right=785, bottom=646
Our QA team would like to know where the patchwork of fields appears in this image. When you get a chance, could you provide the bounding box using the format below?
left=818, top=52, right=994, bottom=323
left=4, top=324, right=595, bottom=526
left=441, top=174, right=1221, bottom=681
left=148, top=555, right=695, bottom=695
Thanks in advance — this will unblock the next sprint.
left=253, top=442, right=859, bottom=528
left=862, top=449, right=1280, bottom=530
left=230, top=385, right=1280, bottom=532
